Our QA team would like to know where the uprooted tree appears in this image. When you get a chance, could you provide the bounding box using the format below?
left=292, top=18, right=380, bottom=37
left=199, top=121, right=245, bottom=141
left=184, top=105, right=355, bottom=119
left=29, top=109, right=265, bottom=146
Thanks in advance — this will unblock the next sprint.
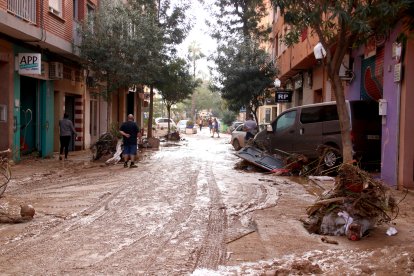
left=270, top=0, right=411, bottom=164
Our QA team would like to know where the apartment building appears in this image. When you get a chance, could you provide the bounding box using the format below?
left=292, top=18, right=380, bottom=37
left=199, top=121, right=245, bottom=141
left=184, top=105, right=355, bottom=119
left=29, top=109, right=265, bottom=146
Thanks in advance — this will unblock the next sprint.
left=266, top=4, right=413, bottom=188
left=0, top=0, right=148, bottom=160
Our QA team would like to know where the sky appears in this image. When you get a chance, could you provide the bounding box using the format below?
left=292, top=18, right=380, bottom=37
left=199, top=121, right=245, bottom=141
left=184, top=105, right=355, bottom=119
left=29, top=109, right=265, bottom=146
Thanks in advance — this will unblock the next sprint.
left=175, top=1, right=217, bottom=79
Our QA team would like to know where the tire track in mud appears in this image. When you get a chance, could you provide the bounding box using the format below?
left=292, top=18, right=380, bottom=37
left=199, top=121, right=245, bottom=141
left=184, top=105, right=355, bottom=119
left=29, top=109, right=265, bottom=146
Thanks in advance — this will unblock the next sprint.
left=192, top=162, right=228, bottom=271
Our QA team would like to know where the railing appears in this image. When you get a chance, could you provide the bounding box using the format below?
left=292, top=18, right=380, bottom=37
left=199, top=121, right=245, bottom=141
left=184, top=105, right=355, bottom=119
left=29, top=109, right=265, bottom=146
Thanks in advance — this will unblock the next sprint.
left=7, top=0, right=37, bottom=24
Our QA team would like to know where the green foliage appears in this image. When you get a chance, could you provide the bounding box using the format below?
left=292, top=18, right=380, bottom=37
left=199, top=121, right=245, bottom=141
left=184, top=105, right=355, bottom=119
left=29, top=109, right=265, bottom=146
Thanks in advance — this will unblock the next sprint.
left=211, top=38, right=277, bottom=114
left=207, top=0, right=272, bottom=42
left=186, top=120, right=194, bottom=127
left=109, top=122, right=122, bottom=139
left=272, top=0, right=411, bottom=50
left=79, top=0, right=191, bottom=98
left=157, top=57, right=197, bottom=108
left=221, top=110, right=237, bottom=126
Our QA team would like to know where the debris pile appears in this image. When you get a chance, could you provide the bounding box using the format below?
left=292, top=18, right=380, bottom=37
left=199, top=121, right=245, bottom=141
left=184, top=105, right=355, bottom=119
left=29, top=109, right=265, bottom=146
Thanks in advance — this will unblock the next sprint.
left=91, top=132, right=118, bottom=161
left=303, top=163, right=398, bottom=240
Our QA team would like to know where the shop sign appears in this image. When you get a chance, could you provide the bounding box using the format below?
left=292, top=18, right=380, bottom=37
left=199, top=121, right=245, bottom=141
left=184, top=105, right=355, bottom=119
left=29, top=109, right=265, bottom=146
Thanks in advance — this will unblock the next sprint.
left=275, top=91, right=293, bottom=103
left=17, top=53, right=41, bottom=75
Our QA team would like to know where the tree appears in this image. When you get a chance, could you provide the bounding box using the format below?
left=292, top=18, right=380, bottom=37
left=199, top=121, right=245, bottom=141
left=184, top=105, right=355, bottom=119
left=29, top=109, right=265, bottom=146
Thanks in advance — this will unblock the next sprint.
left=206, top=0, right=271, bottom=41
left=210, top=38, right=276, bottom=123
left=206, top=0, right=274, bottom=117
left=157, top=58, right=198, bottom=134
left=79, top=0, right=160, bottom=98
left=271, top=0, right=411, bottom=164
left=80, top=0, right=191, bottom=138
left=187, top=41, right=206, bottom=122
left=129, top=0, right=191, bottom=138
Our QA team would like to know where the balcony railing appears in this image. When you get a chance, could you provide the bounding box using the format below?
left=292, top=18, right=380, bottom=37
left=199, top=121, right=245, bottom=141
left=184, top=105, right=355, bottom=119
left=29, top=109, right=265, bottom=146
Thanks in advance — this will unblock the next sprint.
left=7, top=0, right=37, bottom=24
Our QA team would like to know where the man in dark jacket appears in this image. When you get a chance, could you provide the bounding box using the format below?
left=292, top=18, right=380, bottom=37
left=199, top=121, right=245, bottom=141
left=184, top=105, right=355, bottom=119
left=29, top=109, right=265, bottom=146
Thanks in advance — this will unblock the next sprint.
left=59, top=113, right=77, bottom=160
left=120, top=114, right=140, bottom=168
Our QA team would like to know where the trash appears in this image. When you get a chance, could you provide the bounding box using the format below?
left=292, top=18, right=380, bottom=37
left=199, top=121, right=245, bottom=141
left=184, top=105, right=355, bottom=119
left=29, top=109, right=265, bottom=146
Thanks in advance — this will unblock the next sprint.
left=321, top=236, right=339, bottom=245
left=105, top=139, right=123, bottom=165
left=302, top=163, right=398, bottom=240
left=91, top=132, right=118, bottom=160
left=308, top=176, right=335, bottom=181
left=20, top=204, right=35, bottom=219
left=386, top=227, right=398, bottom=236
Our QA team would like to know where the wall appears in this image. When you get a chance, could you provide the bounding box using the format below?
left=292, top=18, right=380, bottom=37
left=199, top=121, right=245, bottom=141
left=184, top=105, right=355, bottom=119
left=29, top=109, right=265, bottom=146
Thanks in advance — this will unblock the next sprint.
left=398, top=30, right=414, bottom=188
left=0, top=40, right=13, bottom=151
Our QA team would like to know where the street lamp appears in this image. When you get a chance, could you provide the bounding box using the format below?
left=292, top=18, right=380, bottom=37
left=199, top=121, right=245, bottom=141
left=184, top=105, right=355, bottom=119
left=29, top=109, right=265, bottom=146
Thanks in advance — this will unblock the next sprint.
left=274, top=78, right=281, bottom=88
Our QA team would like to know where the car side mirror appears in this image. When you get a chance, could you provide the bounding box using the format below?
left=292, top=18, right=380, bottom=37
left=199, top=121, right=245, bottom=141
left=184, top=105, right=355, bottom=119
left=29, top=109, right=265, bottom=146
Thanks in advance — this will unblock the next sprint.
left=266, top=125, right=273, bottom=133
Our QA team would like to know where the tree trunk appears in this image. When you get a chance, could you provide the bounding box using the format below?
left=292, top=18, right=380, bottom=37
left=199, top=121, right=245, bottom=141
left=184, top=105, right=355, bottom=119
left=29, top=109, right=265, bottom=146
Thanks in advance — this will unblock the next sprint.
left=329, top=71, right=353, bottom=164
left=167, top=104, right=172, bottom=135
left=148, top=85, right=154, bottom=138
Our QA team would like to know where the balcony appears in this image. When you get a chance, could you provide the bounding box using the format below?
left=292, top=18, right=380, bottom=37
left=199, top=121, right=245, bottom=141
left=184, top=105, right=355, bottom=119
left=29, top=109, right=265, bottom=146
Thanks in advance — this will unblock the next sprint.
left=7, top=0, right=37, bottom=24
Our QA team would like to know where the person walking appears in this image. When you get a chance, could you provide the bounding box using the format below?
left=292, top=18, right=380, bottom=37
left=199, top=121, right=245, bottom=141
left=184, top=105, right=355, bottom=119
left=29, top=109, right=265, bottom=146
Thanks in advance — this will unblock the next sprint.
left=208, top=118, right=213, bottom=133
left=211, top=118, right=220, bottom=138
left=199, top=118, right=203, bottom=132
left=120, top=114, right=140, bottom=168
left=59, top=113, right=77, bottom=160
left=244, top=114, right=257, bottom=141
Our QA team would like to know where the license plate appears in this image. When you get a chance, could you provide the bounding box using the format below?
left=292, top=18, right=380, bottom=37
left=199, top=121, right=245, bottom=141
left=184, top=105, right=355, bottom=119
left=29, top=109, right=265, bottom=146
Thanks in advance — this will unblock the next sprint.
left=367, top=135, right=380, bottom=140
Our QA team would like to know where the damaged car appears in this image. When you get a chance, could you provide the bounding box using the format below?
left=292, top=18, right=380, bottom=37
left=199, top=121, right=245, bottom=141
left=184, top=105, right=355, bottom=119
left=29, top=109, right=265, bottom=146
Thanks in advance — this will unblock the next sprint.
left=253, top=100, right=382, bottom=169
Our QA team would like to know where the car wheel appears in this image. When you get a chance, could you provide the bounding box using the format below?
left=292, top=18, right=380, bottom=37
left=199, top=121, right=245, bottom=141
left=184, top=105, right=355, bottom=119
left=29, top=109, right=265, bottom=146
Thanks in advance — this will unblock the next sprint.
left=232, top=139, right=241, bottom=151
left=323, top=147, right=341, bottom=168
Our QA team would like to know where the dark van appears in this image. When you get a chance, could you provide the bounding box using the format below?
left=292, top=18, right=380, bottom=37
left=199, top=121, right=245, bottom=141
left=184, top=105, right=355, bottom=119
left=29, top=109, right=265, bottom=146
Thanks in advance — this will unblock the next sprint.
left=253, top=101, right=381, bottom=168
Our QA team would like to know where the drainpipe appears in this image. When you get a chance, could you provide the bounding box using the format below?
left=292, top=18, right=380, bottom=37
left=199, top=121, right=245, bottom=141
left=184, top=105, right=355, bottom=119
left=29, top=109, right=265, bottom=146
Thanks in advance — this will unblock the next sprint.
left=396, top=82, right=401, bottom=190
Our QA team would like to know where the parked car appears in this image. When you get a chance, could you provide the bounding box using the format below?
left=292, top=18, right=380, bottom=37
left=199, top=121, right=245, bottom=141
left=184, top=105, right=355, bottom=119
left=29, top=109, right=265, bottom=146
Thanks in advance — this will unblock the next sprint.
left=155, top=117, right=176, bottom=130
left=231, top=124, right=246, bottom=150
left=231, top=123, right=269, bottom=151
left=229, top=121, right=243, bottom=132
left=177, top=119, right=190, bottom=133
left=253, top=101, right=382, bottom=168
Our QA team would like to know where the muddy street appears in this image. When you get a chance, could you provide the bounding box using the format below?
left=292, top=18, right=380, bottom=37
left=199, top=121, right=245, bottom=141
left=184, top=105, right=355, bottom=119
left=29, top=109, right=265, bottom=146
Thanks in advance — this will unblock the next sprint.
left=1, top=129, right=414, bottom=275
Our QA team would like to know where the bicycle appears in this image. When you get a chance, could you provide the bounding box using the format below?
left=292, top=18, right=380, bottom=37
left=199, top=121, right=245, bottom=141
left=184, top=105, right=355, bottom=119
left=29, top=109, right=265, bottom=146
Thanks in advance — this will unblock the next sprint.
left=0, top=149, right=12, bottom=197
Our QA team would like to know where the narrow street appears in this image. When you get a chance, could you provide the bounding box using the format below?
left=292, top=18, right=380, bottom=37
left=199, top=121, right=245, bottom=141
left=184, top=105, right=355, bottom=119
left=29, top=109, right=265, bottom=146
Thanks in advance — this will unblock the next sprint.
left=0, top=129, right=413, bottom=275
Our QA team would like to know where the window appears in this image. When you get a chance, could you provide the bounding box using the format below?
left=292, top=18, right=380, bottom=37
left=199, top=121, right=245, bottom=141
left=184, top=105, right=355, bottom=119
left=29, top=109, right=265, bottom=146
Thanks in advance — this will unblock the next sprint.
left=265, top=108, right=271, bottom=123
left=300, top=105, right=338, bottom=124
left=0, top=105, right=6, bottom=122
left=87, top=3, right=95, bottom=31
left=73, top=0, right=78, bottom=20
left=49, top=0, right=62, bottom=16
left=275, top=110, right=296, bottom=132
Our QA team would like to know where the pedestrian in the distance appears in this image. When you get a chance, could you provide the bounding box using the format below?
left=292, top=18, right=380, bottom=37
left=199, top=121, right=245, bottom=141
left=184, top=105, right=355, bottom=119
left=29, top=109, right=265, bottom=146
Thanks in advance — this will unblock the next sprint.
left=59, top=113, right=77, bottom=160
left=208, top=118, right=212, bottom=133
left=211, top=118, right=220, bottom=138
left=199, top=118, right=203, bottom=132
left=244, top=114, right=257, bottom=141
left=120, top=114, right=140, bottom=168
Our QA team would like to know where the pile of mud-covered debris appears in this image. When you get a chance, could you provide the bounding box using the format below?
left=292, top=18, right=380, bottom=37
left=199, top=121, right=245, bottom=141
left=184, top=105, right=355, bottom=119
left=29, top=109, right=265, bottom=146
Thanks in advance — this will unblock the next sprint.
left=302, top=163, right=398, bottom=241
left=91, top=132, right=161, bottom=164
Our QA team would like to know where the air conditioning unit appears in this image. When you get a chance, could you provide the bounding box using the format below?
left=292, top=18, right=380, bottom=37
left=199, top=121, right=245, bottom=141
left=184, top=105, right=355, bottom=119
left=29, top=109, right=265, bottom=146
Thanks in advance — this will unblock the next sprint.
left=49, top=62, right=63, bottom=79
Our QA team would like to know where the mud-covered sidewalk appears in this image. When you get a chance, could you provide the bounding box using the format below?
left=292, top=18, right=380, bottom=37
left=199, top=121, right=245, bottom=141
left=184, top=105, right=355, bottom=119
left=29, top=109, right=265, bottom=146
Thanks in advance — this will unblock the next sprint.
left=0, top=130, right=414, bottom=275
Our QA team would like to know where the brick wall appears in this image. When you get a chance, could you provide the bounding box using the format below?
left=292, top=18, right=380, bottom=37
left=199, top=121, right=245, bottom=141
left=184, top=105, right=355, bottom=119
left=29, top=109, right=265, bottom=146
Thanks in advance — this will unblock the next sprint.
left=42, top=0, right=73, bottom=42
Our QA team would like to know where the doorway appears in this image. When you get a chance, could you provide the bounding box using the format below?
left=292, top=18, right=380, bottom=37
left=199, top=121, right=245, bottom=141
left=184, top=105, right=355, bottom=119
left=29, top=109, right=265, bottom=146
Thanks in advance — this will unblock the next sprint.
left=20, top=76, right=38, bottom=155
left=65, top=95, right=76, bottom=151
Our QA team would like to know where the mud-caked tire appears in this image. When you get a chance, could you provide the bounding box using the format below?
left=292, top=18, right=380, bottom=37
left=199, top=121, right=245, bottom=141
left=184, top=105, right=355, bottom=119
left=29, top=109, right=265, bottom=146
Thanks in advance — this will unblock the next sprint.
left=232, top=139, right=241, bottom=151
left=322, top=147, right=342, bottom=169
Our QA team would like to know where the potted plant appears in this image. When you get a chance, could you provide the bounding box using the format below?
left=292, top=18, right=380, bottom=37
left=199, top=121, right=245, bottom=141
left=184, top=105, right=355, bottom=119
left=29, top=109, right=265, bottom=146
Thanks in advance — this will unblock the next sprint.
left=185, top=120, right=197, bottom=134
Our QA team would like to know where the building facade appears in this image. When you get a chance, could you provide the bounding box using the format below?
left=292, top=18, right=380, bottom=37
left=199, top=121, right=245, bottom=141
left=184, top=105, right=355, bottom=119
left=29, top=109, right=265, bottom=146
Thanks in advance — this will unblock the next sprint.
left=268, top=5, right=413, bottom=188
left=1, top=0, right=147, bottom=161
